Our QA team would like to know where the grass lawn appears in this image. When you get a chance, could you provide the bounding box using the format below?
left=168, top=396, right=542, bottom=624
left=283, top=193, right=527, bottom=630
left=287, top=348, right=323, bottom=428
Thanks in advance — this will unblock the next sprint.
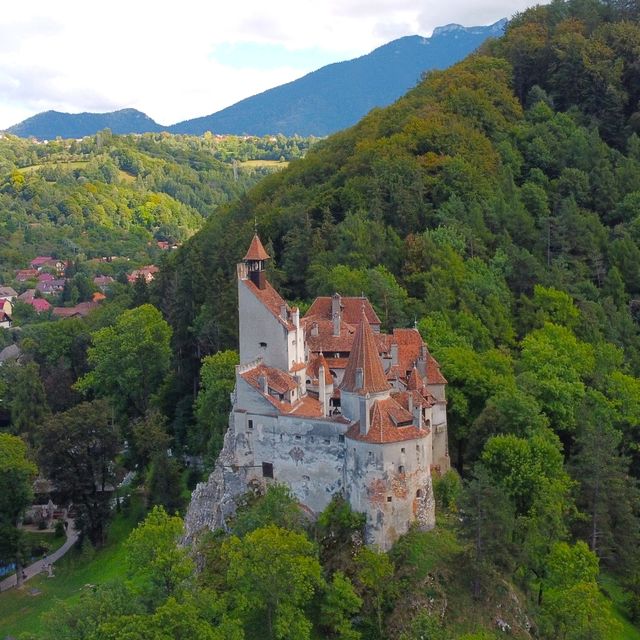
left=239, top=159, right=289, bottom=169
left=601, top=574, right=640, bottom=640
left=0, top=498, right=145, bottom=638
left=17, top=161, right=90, bottom=174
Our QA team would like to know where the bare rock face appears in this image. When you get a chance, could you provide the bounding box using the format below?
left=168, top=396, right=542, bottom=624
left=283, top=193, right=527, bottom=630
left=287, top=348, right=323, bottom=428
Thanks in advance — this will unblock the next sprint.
left=183, top=419, right=246, bottom=545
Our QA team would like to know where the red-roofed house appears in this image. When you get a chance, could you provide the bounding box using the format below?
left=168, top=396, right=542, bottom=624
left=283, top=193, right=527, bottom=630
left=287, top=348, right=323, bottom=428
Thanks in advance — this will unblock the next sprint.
left=29, top=298, right=52, bottom=313
left=127, top=265, right=159, bottom=284
left=185, top=235, right=450, bottom=551
left=15, top=269, right=38, bottom=282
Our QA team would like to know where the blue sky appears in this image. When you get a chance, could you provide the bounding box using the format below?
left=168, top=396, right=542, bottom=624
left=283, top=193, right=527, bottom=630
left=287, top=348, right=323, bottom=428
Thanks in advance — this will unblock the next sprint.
left=0, top=0, right=549, bottom=130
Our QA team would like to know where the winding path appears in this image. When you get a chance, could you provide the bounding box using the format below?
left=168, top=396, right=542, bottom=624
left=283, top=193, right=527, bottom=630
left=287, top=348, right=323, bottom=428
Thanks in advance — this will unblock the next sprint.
left=0, top=520, right=78, bottom=592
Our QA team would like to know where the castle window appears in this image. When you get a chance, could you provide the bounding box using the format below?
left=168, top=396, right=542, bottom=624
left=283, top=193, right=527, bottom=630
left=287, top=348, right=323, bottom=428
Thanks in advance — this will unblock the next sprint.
left=387, top=496, right=392, bottom=503
left=262, top=462, right=274, bottom=478
left=425, top=419, right=431, bottom=428
left=401, top=447, right=405, bottom=454
left=399, top=465, right=405, bottom=474
left=416, top=445, right=420, bottom=451
left=416, top=489, right=423, bottom=498
left=259, top=342, right=267, bottom=348
left=338, top=435, right=345, bottom=443
left=295, top=434, right=301, bottom=440
left=248, top=419, right=253, bottom=430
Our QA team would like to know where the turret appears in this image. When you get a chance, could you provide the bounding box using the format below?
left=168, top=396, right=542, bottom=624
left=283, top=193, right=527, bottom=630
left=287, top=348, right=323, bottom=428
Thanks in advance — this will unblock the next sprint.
left=243, top=234, right=270, bottom=290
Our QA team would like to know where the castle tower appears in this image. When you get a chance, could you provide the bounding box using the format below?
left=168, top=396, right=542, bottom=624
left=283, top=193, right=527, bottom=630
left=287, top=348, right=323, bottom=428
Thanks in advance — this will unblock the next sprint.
left=237, top=234, right=305, bottom=377
left=243, top=233, right=270, bottom=290
left=339, top=314, right=391, bottom=425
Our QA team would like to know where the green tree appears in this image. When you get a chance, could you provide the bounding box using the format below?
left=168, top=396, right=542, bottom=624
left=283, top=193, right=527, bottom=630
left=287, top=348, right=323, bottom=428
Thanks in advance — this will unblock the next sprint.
left=148, top=452, right=185, bottom=515
left=195, top=350, right=238, bottom=460
left=131, top=409, right=171, bottom=469
left=539, top=541, right=620, bottom=640
left=570, top=390, right=640, bottom=568
left=458, top=465, right=516, bottom=598
left=37, top=399, right=120, bottom=546
left=0, top=433, right=37, bottom=588
left=125, top=506, right=194, bottom=605
left=320, top=571, right=362, bottom=640
left=7, top=361, right=49, bottom=446
left=222, top=525, right=323, bottom=640
left=232, top=484, right=306, bottom=537
left=76, top=304, right=172, bottom=415
left=355, top=546, right=394, bottom=638
left=518, top=323, right=594, bottom=436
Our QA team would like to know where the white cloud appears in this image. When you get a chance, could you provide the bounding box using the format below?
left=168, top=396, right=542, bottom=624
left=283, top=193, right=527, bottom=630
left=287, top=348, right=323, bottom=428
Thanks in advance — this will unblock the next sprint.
left=0, top=0, right=549, bottom=129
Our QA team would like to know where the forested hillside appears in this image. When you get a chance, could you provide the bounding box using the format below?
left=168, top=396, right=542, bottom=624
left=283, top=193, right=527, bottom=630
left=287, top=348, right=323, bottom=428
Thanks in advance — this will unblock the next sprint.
left=2, top=1, right=640, bottom=638
left=150, top=0, right=640, bottom=635
left=0, top=131, right=314, bottom=277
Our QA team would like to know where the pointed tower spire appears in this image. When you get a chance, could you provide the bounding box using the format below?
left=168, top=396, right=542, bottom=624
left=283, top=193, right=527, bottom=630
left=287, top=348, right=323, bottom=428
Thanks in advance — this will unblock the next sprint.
left=340, top=314, right=390, bottom=395
left=407, top=365, right=423, bottom=391
left=244, top=233, right=270, bottom=261
left=243, top=234, right=270, bottom=290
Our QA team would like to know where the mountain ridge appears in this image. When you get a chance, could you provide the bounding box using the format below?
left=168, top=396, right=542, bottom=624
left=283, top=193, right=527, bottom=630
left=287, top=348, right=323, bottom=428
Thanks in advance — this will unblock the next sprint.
left=6, top=19, right=506, bottom=139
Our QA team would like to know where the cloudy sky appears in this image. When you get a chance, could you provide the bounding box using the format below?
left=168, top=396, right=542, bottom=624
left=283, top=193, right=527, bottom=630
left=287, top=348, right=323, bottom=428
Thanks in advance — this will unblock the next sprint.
left=0, top=0, right=547, bottom=130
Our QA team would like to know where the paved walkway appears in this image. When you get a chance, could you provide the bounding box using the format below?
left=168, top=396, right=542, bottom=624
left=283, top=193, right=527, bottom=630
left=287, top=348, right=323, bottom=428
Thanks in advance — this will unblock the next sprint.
left=0, top=520, right=78, bottom=592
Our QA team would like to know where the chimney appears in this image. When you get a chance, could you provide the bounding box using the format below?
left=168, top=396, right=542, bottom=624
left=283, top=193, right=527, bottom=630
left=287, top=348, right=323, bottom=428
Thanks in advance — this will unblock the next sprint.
left=319, top=363, right=328, bottom=417
left=292, top=307, right=300, bottom=329
left=280, top=304, right=288, bottom=322
left=355, top=367, right=364, bottom=390
left=390, top=343, right=398, bottom=367
left=412, top=398, right=422, bottom=429
left=332, top=292, right=341, bottom=336
left=359, top=394, right=370, bottom=436
left=408, top=393, right=413, bottom=414
left=250, top=268, right=266, bottom=290
left=258, top=375, right=268, bottom=395
left=417, top=345, right=427, bottom=378
left=311, top=322, right=319, bottom=337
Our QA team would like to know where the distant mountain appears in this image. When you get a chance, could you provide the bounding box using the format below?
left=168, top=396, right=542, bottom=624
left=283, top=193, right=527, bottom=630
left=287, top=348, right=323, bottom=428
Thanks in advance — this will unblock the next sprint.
left=6, top=19, right=506, bottom=139
left=6, top=108, right=164, bottom=139
left=168, top=19, right=506, bottom=137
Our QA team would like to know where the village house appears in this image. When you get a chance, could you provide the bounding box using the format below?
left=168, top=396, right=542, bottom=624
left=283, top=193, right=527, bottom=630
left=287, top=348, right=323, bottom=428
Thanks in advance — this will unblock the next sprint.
left=52, top=301, right=99, bottom=319
left=186, top=235, right=450, bottom=550
left=93, top=275, right=114, bottom=292
left=15, top=269, right=38, bottom=283
left=127, top=265, right=159, bottom=284
left=0, top=286, right=18, bottom=302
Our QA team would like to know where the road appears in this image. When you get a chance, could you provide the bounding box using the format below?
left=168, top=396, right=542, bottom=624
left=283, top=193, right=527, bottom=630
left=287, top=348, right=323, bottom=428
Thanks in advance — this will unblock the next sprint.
left=0, top=520, right=78, bottom=592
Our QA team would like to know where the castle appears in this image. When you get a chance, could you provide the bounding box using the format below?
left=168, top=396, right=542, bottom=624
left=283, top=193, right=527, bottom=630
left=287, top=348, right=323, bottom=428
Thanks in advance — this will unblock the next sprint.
left=185, top=235, right=450, bottom=549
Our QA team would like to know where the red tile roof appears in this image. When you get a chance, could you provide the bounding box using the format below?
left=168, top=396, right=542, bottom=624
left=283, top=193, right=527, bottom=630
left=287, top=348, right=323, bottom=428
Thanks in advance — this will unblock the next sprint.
left=304, top=319, right=357, bottom=353
left=16, top=269, right=38, bottom=281
left=241, top=364, right=324, bottom=417
left=304, top=296, right=381, bottom=327
left=307, top=353, right=333, bottom=384
left=241, top=364, right=298, bottom=395
left=243, top=234, right=270, bottom=261
left=52, top=302, right=98, bottom=318
left=407, top=366, right=423, bottom=391
left=241, top=278, right=294, bottom=330
left=340, top=316, right=391, bottom=395
left=30, top=256, right=53, bottom=268
left=30, top=298, right=51, bottom=313
left=426, top=354, right=447, bottom=385
left=345, top=397, right=428, bottom=444
left=288, top=396, right=324, bottom=418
